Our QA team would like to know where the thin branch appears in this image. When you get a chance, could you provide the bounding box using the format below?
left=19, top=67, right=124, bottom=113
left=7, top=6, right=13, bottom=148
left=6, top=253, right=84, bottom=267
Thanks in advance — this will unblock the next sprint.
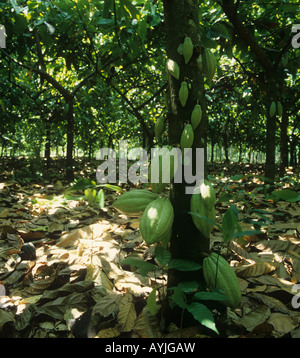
left=0, top=48, right=71, bottom=99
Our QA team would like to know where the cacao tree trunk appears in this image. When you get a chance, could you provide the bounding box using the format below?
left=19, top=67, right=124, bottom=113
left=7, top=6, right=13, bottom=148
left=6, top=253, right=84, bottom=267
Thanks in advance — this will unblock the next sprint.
left=279, top=106, right=288, bottom=176
left=265, top=103, right=277, bottom=179
left=66, top=97, right=74, bottom=182
left=44, top=116, right=51, bottom=169
left=162, top=0, right=210, bottom=328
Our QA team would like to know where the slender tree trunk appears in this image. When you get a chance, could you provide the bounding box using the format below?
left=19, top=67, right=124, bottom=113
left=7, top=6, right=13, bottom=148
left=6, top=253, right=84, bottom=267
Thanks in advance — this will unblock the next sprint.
left=44, top=116, right=51, bottom=169
left=162, top=0, right=209, bottom=328
left=211, top=142, right=215, bottom=163
left=265, top=94, right=277, bottom=179
left=279, top=106, right=288, bottom=176
left=66, top=98, right=74, bottom=182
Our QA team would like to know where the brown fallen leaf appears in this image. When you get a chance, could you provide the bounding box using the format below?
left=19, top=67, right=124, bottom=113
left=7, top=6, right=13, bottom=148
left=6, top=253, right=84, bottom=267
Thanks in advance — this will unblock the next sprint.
left=117, top=293, right=137, bottom=333
left=267, top=312, right=300, bottom=337
left=236, top=261, right=278, bottom=278
left=18, top=230, right=46, bottom=242
left=95, top=325, right=120, bottom=338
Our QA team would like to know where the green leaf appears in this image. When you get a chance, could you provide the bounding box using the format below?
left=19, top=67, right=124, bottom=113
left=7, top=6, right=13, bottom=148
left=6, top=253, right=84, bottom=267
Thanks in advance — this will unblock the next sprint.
left=121, top=258, right=157, bottom=276
left=85, top=188, right=97, bottom=204
left=14, top=14, right=28, bottom=34
left=154, top=246, right=171, bottom=266
left=147, top=288, right=159, bottom=316
left=186, top=302, right=219, bottom=334
left=168, top=286, right=187, bottom=309
left=122, top=0, right=139, bottom=19
left=193, top=290, right=227, bottom=302
left=222, top=208, right=237, bottom=242
left=270, top=189, right=300, bottom=202
left=103, top=0, right=114, bottom=17
left=66, top=178, right=96, bottom=193
left=167, top=259, right=201, bottom=272
left=97, top=18, right=114, bottom=27
left=95, top=189, right=105, bottom=209
left=177, top=281, right=199, bottom=293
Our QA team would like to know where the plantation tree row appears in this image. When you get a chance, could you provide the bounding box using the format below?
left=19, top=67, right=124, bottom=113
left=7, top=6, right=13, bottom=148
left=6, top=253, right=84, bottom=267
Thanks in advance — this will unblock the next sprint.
left=0, top=0, right=299, bottom=181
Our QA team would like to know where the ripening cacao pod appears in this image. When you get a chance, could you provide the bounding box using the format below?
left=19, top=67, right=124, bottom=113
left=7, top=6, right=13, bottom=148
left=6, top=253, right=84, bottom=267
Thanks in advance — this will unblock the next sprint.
left=203, top=252, right=241, bottom=308
left=277, top=101, right=283, bottom=117
left=139, top=197, right=174, bottom=245
left=180, top=124, right=194, bottom=149
left=190, top=180, right=216, bottom=238
left=202, top=48, right=217, bottom=86
left=179, top=81, right=188, bottom=107
left=191, top=104, right=202, bottom=129
left=166, top=59, right=180, bottom=80
left=183, top=36, right=193, bottom=64
left=149, top=146, right=178, bottom=194
left=269, top=101, right=276, bottom=117
left=155, top=116, right=165, bottom=139
left=113, top=189, right=159, bottom=216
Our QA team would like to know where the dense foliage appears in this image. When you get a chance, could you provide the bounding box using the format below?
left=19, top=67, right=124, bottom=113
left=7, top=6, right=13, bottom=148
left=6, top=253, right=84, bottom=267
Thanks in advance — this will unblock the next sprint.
left=0, top=0, right=299, bottom=180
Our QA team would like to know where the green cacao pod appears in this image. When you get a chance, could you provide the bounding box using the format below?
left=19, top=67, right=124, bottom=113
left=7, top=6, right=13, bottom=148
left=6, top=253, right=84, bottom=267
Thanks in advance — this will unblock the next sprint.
left=139, top=197, right=174, bottom=245
left=202, top=48, right=217, bottom=86
left=269, top=101, right=276, bottom=117
left=179, top=81, right=188, bottom=107
left=113, top=189, right=159, bottom=216
left=180, top=124, right=194, bottom=150
left=190, top=180, right=216, bottom=238
left=183, top=36, right=193, bottom=64
left=203, top=252, right=241, bottom=308
left=155, top=116, right=165, bottom=139
left=166, top=59, right=180, bottom=80
left=277, top=101, right=283, bottom=117
left=149, top=146, right=178, bottom=194
left=191, top=104, right=202, bottom=130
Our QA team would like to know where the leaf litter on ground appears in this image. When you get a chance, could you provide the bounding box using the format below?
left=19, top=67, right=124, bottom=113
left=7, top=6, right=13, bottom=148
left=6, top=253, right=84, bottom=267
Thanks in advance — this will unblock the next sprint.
left=0, top=161, right=300, bottom=338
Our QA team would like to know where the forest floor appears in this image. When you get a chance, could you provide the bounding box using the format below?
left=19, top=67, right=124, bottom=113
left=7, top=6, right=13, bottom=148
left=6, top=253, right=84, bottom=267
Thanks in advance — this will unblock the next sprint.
left=0, top=157, right=300, bottom=338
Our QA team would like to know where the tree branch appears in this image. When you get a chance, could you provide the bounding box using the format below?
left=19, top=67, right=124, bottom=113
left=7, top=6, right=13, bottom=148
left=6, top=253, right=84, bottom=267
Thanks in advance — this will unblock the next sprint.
left=221, top=0, right=274, bottom=75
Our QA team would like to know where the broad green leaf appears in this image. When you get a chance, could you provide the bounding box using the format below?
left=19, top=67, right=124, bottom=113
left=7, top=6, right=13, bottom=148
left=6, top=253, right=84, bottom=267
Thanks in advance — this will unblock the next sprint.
left=97, top=18, right=114, bottom=27
left=95, top=189, right=105, bottom=209
left=186, top=302, right=219, bottom=334
left=193, top=290, right=227, bottom=302
left=85, top=188, right=97, bottom=204
left=168, top=286, right=187, bottom=309
left=270, top=189, right=300, bottom=202
left=222, top=208, right=236, bottom=242
left=147, top=288, right=159, bottom=316
left=154, top=245, right=171, bottom=266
